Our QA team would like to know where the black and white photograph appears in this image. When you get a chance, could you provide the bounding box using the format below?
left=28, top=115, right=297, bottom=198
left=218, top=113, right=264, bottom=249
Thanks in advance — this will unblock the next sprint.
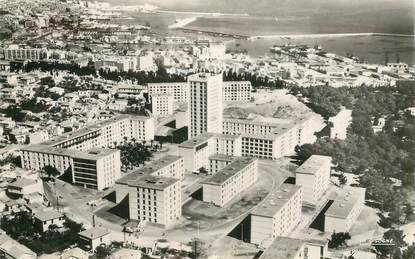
left=0, top=0, right=414, bottom=258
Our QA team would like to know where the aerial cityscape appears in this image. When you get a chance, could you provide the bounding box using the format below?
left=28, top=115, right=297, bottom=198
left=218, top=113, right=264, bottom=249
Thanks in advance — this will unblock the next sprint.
left=0, top=0, right=414, bottom=258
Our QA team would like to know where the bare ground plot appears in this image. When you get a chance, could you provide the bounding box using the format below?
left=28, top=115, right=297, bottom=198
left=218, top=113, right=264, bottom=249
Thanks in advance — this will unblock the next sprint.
left=224, top=89, right=318, bottom=122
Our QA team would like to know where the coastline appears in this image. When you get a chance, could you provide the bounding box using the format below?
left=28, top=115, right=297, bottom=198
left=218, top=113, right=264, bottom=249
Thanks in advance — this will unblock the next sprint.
left=249, top=33, right=415, bottom=40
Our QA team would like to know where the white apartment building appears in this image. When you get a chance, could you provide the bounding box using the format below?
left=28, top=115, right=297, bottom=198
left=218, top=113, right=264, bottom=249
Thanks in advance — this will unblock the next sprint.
left=188, top=73, right=223, bottom=138
left=223, top=118, right=275, bottom=136
left=178, top=133, right=242, bottom=172
left=137, top=54, right=154, bottom=71
left=328, top=109, right=353, bottom=140
left=150, top=93, right=173, bottom=116
left=251, top=184, right=302, bottom=246
left=72, top=148, right=121, bottom=190
left=295, top=155, right=331, bottom=206
left=115, top=174, right=181, bottom=228
left=147, top=82, right=189, bottom=103
left=240, top=123, right=299, bottom=160
left=20, top=115, right=154, bottom=190
left=128, top=155, right=185, bottom=181
left=202, top=157, right=258, bottom=207
left=222, top=81, right=252, bottom=102
left=208, top=154, right=236, bottom=174
left=94, top=57, right=137, bottom=72
left=178, top=134, right=212, bottom=173
left=115, top=155, right=184, bottom=203
left=147, top=80, right=251, bottom=104
left=3, top=46, right=47, bottom=61
left=223, top=115, right=323, bottom=160
left=213, top=134, right=242, bottom=157
left=324, top=186, right=366, bottom=233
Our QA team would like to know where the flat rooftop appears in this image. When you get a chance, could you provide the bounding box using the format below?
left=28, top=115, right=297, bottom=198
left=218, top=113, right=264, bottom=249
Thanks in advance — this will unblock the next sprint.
left=202, top=157, right=257, bottom=185
left=147, top=82, right=188, bottom=86
left=34, top=210, right=63, bottom=222
left=325, top=186, right=366, bottom=219
left=296, top=155, right=332, bottom=175
left=223, top=117, right=280, bottom=127
left=117, top=174, right=178, bottom=190
left=79, top=227, right=110, bottom=240
left=187, top=73, right=221, bottom=82
left=72, top=148, right=119, bottom=160
left=178, top=133, right=213, bottom=149
left=22, top=146, right=118, bottom=160
left=211, top=133, right=242, bottom=140
left=208, top=154, right=236, bottom=162
left=133, top=155, right=182, bottom=175
left=251, top=183, right=301, bottom=218
left=260, top=237, right=305, bottom=259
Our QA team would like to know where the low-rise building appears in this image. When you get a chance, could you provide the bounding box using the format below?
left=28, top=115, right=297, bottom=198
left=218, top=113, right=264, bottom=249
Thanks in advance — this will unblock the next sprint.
left=7, top=178, right=43, bottom=198
left=259, top=237, right=328, bottom=259
left=34, top=210, right=65, bottom=232
left=0, top=232, right=37, bottom=259
left=295, top=155, right=331, bottom=206
left=324, top=186, right=366, bottom=233
left=78, top=227, right=111, bottom=251
left=251, top=184, right=302, bottom=245
left=202, top=157, right=258, bottom=207
left=60, top=247, right=89, bottom=259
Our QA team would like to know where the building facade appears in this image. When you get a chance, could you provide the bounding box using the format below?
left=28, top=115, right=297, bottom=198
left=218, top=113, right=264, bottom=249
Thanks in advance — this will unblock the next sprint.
left=295, top=155, right=331, bottom=206
left=115, top=155, right=184, bottom=227
left=222, top=81, right=252, bottom=102
left=188, top=73, right=223, bottom=138
left=20, top=115, right=154, bottom=190
left=3, top=46, right=47, bottom=61
left=72, top=149, right=121, bottom=190
left=324, top=186, right=366, bottom=233
left=251, top=184, right=302, bottom=246
left=116, top=175, right=181, bottom=227
left=150, top=93, right=174, bottom=116
left=178, top=133, right=242, bottom=172
left=208, top=154, right=235, bottom=174
left=202, top=157, right=258, bottom=207
left=147, top=82, right=189, bottom=103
